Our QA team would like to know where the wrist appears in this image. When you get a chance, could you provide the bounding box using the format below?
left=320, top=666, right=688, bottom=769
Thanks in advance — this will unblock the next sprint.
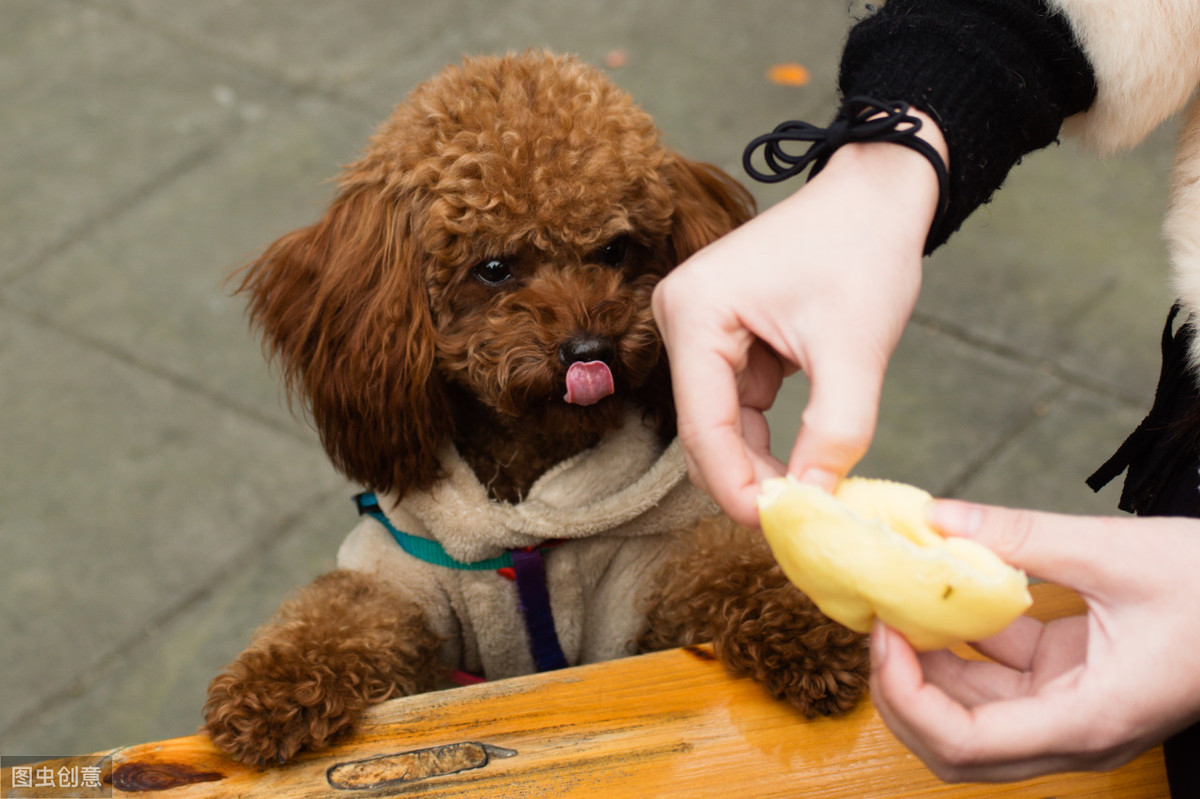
left=814, top=111, right=946, bottom=253
left=848, top=106, right=947, bottom=169
left=744, top=103, right=949, bottom=254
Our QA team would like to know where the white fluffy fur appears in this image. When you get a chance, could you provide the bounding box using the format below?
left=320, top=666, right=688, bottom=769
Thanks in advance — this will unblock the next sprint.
left=1049, top=0, right=1200, bottom=154
left=1050, top=0, right=1200, bottom=368
left=1167, top=97, right=1200, bottom=370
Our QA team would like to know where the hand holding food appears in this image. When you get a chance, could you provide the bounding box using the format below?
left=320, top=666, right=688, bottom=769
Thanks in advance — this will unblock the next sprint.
left=757, top=477, right=1031, bottom=650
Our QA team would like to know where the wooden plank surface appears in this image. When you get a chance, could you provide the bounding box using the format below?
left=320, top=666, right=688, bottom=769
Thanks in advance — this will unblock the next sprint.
left=2, top=583, right=1168, bottom=798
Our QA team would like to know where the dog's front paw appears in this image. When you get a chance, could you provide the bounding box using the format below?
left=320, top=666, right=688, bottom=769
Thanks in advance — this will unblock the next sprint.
left=717, top=606, right=869, bottom=717
left=203, top=645, right=377, bottom=764
left=202, top=570, right=443, bottom=764
left=712, top=571, right=870, bottom=717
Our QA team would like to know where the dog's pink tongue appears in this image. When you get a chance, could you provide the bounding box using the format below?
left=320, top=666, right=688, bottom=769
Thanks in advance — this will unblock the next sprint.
left=564, top=361, right=615, bottom=406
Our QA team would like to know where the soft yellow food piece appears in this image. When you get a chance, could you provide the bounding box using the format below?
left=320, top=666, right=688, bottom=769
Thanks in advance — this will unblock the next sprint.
left=757, top=476, right=1032, bottom=651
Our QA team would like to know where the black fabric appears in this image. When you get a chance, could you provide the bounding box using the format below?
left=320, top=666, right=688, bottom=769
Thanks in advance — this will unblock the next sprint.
left=1165, top=722, right=1200, bottom=799
left=1089, top=307, right=1200, bottom=798
left=1088, top=305, right=1200, bottom=515
left=838, top=0, right=1097, bottom=251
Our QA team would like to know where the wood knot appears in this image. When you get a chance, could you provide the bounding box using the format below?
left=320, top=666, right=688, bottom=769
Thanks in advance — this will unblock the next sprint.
left=327, top=742, right=517, bottom=790
left=110, top=762, right=223, bottom=792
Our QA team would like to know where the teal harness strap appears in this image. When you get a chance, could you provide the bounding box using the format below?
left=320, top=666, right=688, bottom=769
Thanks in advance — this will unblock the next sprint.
left=354, top=492, right=514, bottom=570
left=352, top=491, right=570, bottom=672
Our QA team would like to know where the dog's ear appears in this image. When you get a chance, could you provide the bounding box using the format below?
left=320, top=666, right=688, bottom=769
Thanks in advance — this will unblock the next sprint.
left=234, top=183, right=450, bottom=497
left=665, top=155, right=756, bottom=264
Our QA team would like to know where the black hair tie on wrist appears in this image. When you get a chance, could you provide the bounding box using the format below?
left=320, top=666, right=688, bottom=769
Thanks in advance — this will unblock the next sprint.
left=743, top=97, right=950, bottom=247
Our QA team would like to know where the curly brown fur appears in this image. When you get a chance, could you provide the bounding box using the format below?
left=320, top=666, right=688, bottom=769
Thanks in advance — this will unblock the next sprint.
left=210, top=50, right=773, bottom=764
left=234, top=50, right=753, bottom=502
left=204, top=571, right=441, bottom=764
left=639, top=518, right=870, bottom=718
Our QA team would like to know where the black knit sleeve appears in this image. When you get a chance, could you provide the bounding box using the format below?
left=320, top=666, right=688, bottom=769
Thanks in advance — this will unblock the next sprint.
left=839, top=0, right=1097, bottom=252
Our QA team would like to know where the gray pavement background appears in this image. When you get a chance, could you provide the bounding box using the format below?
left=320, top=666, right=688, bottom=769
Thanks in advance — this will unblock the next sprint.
left=0, top=0, right=1177, bottom=758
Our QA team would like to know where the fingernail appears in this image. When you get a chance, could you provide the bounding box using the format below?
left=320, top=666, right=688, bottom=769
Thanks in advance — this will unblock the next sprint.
left=796, top=467, right=839, bottom=493
left=927, top=499, right=983, bottom=537
left=871, top=620, right=888, bottom=665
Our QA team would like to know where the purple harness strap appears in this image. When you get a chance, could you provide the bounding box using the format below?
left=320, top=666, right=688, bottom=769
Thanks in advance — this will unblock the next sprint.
left=353, top=493, right=567, bottom=674
left=510, top=548, right=568, bottom=672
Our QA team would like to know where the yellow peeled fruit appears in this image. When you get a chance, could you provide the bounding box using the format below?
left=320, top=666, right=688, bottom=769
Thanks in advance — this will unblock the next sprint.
left=757, top=476, right=1031, bottom=651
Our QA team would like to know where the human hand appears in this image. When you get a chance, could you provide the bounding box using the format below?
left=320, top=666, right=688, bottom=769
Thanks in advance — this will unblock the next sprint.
left=652, top=114, right=945, bottom=526
left=871, top=500, right=1200, bottom=782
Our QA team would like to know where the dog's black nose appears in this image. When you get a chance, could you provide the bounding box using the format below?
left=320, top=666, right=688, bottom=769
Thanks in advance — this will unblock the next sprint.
left=559, top=334, right=615, bottom=365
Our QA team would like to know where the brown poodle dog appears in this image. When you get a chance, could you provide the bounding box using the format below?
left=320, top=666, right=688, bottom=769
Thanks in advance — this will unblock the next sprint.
left=204, top=50, right=868, bottom=765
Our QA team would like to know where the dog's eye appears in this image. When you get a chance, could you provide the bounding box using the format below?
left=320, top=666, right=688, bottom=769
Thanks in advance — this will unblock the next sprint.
left=473, top=258, right=513, bottom=286
left=598, top=236, right=631, bottom=267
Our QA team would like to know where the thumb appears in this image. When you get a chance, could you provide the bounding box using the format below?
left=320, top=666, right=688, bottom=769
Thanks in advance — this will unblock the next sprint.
left=928, top=500, right=1133, bottom=596
left=786, top=353, right=883, bottom=491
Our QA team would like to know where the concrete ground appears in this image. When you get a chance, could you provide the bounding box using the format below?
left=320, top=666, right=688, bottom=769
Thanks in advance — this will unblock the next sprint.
left=1, top=0, right=1178, bottom=759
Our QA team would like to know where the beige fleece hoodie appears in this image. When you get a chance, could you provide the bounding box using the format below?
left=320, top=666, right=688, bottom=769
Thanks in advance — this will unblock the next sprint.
left=336, top=413, right=719, bottom=680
